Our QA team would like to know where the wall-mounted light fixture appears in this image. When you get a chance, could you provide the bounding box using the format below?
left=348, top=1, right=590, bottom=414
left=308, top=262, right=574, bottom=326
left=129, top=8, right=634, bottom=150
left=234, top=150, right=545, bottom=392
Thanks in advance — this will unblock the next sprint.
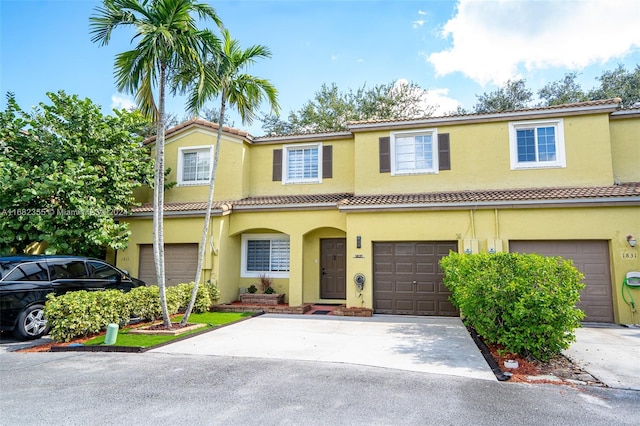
left=627, top=235, right=636, bottom=248
left=356, top=235, right=362, bottom=249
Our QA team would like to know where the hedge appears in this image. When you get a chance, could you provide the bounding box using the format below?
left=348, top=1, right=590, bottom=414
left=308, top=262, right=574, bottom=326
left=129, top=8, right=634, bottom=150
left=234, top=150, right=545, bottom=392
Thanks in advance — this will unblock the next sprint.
left=440, top=252, right=585, bottom=361
left=44, top=281, right=220, bottom=342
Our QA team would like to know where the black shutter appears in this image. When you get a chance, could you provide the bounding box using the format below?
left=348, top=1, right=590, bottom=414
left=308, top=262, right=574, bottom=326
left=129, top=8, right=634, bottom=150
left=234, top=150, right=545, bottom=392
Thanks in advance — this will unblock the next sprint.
left=379, top=137, right=390, bottom=173
left=272, top=149, right=282, bottom=181
left=438, top=133, right=451, bottom=171
left=322, top=145, right=333, bottom=178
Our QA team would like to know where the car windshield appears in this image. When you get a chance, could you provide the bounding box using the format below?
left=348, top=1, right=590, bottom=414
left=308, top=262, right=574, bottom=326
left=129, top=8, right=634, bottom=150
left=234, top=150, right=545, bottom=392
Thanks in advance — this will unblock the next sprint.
left=0, top=261, right=22, bottom=280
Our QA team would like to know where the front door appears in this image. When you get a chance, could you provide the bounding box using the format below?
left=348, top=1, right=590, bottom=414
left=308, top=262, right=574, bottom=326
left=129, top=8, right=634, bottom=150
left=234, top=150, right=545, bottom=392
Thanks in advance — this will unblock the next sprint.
left=320, top=238, right=346, bottom=299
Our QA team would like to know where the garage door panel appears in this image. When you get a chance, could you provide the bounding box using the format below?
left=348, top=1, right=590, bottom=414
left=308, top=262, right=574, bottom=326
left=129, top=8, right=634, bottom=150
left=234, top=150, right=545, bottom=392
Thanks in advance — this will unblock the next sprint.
left=416, top=282, right=435, bottom=293
left=139, top=244, right=198, bottom=287
left=396, top=281, right=414, bottom=292
left=416, top=263, right=435, bottom=274
left=373, top=241, right=458, bottom=316
left=510, top=240, right=613, bottom=323
left=415, top=244, right=435, bottom=255
left=395, top=244, right=415, bottom=256
left=396, top=263, right=414, bottom=273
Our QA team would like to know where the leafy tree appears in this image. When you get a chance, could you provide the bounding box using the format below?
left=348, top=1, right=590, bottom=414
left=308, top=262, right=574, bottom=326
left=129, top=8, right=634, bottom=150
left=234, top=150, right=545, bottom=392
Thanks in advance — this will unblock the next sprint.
left=90, top=0, right=222, bottom=328
left=0, top=91, right=151, bottom=256
left=261, top=80, right=435, bottom=135
left=174, top=29, right=279, bottom=325
left=473, top=79, right=533, bottom=113
left=588, top=64, right=640, bottom=106
left=538, top=72, right=588, bottom=106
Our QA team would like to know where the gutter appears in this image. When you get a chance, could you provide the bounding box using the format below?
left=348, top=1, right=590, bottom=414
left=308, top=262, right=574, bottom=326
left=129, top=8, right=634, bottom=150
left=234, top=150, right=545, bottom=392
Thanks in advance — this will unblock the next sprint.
left=231, top=202, right=342, bottom=212
left=338, top=196, right=640, bottom=212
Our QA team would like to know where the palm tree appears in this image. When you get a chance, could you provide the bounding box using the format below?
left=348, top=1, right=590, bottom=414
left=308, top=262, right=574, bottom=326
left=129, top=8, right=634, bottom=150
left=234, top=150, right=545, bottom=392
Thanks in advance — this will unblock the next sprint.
left=90, top=0, right=222, bottom=327
left=177, top=29, right=280, bottom=325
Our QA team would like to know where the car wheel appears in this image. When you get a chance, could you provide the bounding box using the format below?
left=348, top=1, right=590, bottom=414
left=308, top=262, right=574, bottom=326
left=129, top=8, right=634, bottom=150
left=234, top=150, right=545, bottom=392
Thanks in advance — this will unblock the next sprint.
left=14, top=304, right=49, bottom=340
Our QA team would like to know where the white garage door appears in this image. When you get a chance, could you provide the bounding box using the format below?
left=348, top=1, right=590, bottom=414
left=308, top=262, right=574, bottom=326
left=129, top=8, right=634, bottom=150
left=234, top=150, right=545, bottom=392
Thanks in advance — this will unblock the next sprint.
left=510, top=240, right=613, bottom=323
left=138, top=244, right=199, bottom=287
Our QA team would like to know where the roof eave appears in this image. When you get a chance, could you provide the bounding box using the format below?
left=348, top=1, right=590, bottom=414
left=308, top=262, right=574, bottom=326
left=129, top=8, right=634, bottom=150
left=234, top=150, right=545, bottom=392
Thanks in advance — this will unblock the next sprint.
left=348, top=102, right=622, bottom=132
left=338, top=196, right=640, bottom=212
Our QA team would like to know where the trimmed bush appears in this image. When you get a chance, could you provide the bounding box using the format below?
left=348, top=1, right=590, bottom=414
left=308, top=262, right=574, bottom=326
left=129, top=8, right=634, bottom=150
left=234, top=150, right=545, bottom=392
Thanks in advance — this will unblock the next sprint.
left=440, top=252, right=585, bottom=361
left=44, top=290, right=130, bottom=342
left=45, top=280, right=222, bottom=341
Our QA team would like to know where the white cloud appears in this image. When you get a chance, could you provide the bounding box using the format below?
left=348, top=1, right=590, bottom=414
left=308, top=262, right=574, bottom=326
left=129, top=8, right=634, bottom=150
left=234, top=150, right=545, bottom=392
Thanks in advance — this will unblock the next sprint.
left=413, top=19, right=425, bottom=28
left=394, top=79, right=460, bottom=115
left=331, top=54, right=338, bottom=61
left=418, top=10, right=427, bottom=15
left=425, top=88, right=461, bottom=115
left=428, top=0, right=640, bottom=86
left=111, top=93, right=136, bottom=111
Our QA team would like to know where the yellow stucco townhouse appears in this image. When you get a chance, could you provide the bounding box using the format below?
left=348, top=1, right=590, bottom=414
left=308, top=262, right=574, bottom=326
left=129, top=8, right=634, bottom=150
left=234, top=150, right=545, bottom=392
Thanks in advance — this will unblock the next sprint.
left=116, top=98, right=640, bottom=324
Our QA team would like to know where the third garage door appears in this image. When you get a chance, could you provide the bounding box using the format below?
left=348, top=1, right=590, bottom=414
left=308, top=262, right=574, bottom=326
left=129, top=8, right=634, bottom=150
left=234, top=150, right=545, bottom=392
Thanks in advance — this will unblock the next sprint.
left=510, top=240, right=614, bottom=323
left=138, top=243, right=199, bottom=287
left=373, top=241, right=458, bottom=316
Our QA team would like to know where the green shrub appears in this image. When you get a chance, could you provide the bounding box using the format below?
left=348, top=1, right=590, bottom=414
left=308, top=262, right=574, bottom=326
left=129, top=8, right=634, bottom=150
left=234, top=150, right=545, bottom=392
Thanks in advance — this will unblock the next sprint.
left=128, top=285, right=162, bottom=321
left=44, top=279, right=222, bottom=341
left=45, top=290, right=130, bottom=342
left=440, top=252, right=585, bottom=361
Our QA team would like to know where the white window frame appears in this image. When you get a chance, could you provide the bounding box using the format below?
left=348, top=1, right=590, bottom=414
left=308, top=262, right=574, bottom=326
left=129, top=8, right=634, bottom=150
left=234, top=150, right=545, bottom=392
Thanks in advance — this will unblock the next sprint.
left=241, top=234, right=290, bottom=278
left=509, top=119, right=566, bottom=170
left=282, top=142, right=322, bottom=184
left=177, top=146, right=213, bottom=186
left=390, top=128, right=439, bottom=175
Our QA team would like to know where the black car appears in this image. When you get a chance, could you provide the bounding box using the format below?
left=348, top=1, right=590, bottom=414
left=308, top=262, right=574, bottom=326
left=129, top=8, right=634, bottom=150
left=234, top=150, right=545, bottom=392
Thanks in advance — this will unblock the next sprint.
left=0, top=255, right=145, bottom=340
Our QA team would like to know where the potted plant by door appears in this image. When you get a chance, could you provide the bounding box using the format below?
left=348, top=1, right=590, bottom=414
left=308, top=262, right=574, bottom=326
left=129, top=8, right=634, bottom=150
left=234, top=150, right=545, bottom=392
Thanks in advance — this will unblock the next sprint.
left=240, top=275, right=285, bottom=305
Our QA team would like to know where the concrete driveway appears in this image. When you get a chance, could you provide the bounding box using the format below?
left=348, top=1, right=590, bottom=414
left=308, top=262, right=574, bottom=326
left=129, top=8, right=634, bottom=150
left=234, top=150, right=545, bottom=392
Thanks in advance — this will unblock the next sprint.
left=151, top=314, right=497, bottom=381
left=563, top=325, right=640, bottom=391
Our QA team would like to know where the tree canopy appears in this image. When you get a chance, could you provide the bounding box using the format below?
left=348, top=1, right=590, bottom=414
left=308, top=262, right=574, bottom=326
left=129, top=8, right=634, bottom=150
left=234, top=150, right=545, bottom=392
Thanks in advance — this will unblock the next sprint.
left=0, top=91, right=152, bottom=256
left=261, top=81, right=435, bottom=135
left=473, top=79, right=533, bottom=113
left=472, top=65, right=640, bottom=113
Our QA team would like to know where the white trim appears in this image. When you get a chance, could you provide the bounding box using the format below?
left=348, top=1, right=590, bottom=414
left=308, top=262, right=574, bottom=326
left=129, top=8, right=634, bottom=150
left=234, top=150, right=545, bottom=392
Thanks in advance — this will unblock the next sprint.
left=282, top=142, right=323, bottom=184
left=390, top=128, right=439, bottom=176
left=509, top=119, right=566, bottom=170
left=241, top=233, right=290, bottom=278
left=177, top=145, right=213, bottom=186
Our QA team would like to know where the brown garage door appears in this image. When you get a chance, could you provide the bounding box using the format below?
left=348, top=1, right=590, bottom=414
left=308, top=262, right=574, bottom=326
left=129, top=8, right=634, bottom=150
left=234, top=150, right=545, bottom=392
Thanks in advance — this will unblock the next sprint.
left=138, top=244, right=199, bottom=287
left=373, top=241, right=458, bottom=316
left=510, top=240, right=613, bottom=323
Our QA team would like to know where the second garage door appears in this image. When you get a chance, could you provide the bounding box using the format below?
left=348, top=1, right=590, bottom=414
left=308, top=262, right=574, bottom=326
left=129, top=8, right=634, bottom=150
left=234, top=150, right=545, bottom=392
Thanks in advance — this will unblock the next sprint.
left=373, top=241, right=458, bottom=316
left=510, top=240, right=614, bottom=323
left=138, top=243, right=199, bottom=287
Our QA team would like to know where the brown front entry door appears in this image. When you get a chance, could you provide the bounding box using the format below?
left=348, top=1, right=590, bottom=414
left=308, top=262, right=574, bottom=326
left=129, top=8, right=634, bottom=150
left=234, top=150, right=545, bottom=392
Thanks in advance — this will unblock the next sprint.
left=320, top=238, right=346, bottom=299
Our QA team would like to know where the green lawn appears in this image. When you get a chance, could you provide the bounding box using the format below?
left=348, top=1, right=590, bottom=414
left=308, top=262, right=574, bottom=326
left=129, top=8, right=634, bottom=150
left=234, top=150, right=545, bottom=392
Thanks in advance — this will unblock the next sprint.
left=84, top=312, right=253, bottom=347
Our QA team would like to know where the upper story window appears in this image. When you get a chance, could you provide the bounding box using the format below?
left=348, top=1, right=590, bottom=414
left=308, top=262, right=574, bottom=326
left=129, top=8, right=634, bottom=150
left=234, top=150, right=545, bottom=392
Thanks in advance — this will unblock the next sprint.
left=509, top=119, right=566, bottom=170
left=283, top=143, right=322, bottom=184
left=178, top=146, right=212, bottom=185
left=241, top=234, right=290, bottom=278
left=390, top=129, right=439, bottom=175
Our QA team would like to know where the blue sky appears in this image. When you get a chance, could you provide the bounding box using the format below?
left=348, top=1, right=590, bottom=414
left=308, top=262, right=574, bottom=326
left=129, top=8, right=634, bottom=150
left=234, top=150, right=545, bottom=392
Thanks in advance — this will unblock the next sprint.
left=2, top=0, right=639, bottom=136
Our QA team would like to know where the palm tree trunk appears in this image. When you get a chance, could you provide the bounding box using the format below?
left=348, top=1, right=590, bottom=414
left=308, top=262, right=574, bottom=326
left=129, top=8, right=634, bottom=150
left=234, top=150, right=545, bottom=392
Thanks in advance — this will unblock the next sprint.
left=181, top=92, right=227, bottom=326
left=154, top=65, right=171, bottom=328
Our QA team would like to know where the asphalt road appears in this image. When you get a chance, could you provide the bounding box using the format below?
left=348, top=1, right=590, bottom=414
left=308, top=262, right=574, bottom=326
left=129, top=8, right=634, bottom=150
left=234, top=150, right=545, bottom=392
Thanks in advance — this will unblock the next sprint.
left=1, top=351, right=639, bottom=425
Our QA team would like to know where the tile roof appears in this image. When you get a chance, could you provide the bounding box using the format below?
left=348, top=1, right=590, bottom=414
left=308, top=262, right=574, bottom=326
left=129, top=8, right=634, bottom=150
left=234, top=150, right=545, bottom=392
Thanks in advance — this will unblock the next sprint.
left=340, top=183, right=640, bottom=209
left=130, top=201, right=229, bottom=214
left=232, top=193, right=352, bottom=207
left=347, top=98, right=623, bottom=129
left=143, top=118, right=253, bottom=146
left=126, top=184, right=639, bottom=214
